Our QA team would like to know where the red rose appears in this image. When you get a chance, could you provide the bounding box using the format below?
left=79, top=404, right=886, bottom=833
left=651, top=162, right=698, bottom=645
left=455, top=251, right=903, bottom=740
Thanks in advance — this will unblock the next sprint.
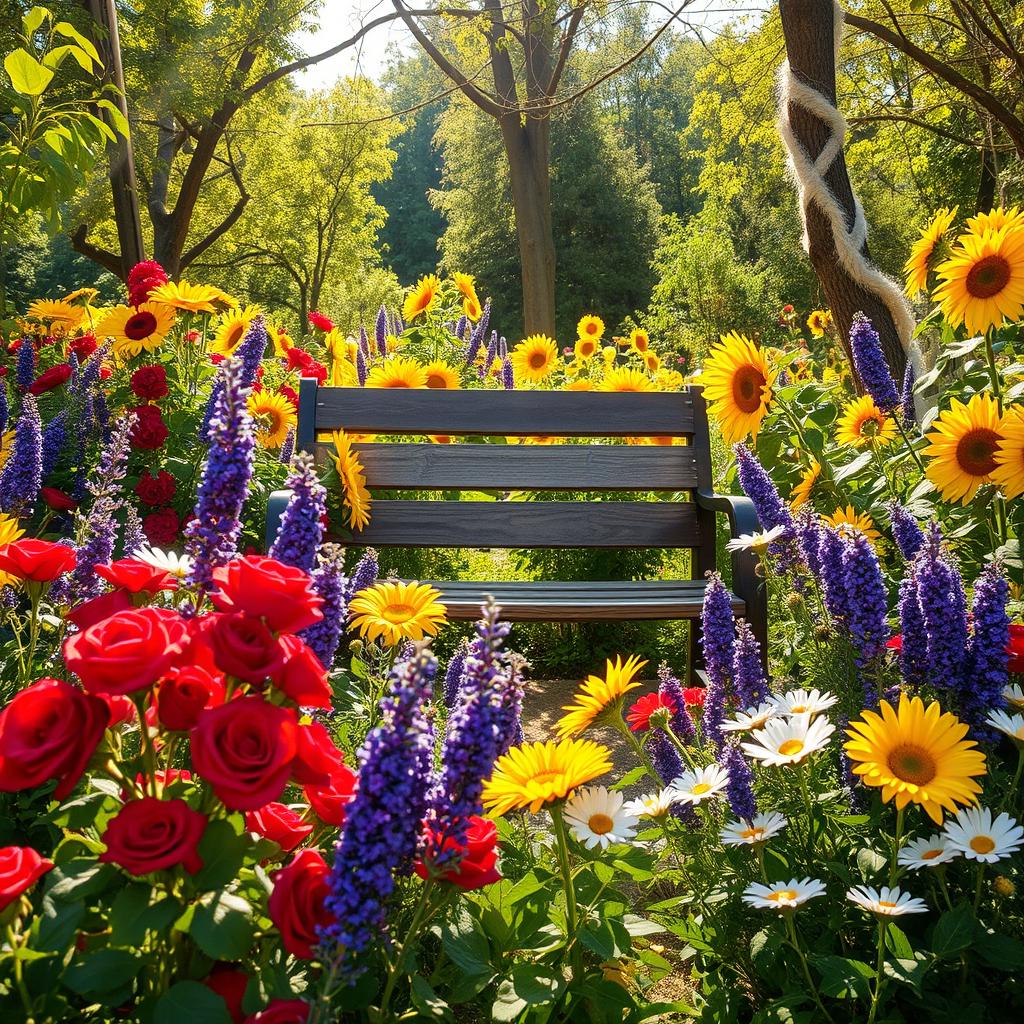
left=211, top=556, right=323, bottom=634
left=40, top=486, right=77, bottom=511
left=303, top=762, right=356, bottom=827
left=67, top=588, right=134, bottom=631
left=245, top=803, right=313, bottom=853
left=307, top=311, right=334, bottom=333
left=127, top=260, right=168, bottom=307
left=99, top=797, right=207, bottom=874
left=245, top=1000, right=309, bottom=1024
left=143, top=508, right=180, bottom=547
left=95, top=558, right=176, bottom=595
left=103, top=693, right=137, bottom=727
left=302, top=360, right=326, bottom=383
left=416, top=816, right=501, bottom=891
left=0, top=846, right=53, bottom=911
left=63, top=607, right=188, bottom=696
left=134, top=469, right=176, bottom=506
left=626, top=692, right=678, bottom=733
left=208, top=613, right=284, bottom=683
left=130, top=364, right=168, bottom=401
left=285, top=347, right=312, bottom=372
left=0, top=678, right=110, bottom=798
left=292, top=721, right=343, bottom=788
left=268, top=849, right=335, bottom=959
left=190, top=696, right=298, bottom=810
left=156, top=665, right=224, bottom=731
left=28, top=363, right=72, bottom=395
left=278, top=385, right=299, bottom=408
left=69, top=333, right=97, bottom=360
left=125, top=769, right=192, bottom=798
left=203, top=967, right=249, bottom=1024
left=683, top=687, right=706, bottom=708
left=277, top=636, right=330, bottom=709
left=0, top=539, right=76, bottom=582
left=1007, top=624, right=1024, bottom=674
left=129, top=404, right=168, bottom=450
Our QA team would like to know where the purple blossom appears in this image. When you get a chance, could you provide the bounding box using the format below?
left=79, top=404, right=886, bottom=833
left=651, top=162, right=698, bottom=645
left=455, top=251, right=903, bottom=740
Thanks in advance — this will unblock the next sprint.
left=15, top=340, right=34, bottom=392
left=733, top=444, right=794, bottom=532
left=321, top=651, right=436, bottom=977
left=841, top=533, right=889, bottom=670
left=346, top=548, right=378, bottom=602
left=897, top=571, right=928, bottom=690
left=279, top=428, right=294, bottom=465
left=358, top=326, right=369, bottom=357
left=720, top=742, right=756, bottom=820
left=701, top=572, right=734, bottom=750
left=465, top=301, right=490, bottom=367
left=915, top=523, right=968, bottom=690
left=965, top=562, right=1009, bottom=729
left=301, top=544, right=348, bottom=667
left=900, top=360, right=916, bottom=428
left=268, top=452, right=325, bottom=573
left=123, top=506, right=145, bottom=557
left=733, top=620, right=768, bottom=707
left=888, top=502, right=925, bottom=562
left=41, top=409, right=66, bottom=477
left=796, top=512, right=823, bottom=578
left=498, top=336, right=508, bottom=360
left=200, top=318, right=267, bottom=439
left=479, top=331, right=499, bottom=380
left=443, top=640, right=469, bottom=709
left=356, top=347, right=367, bottom=386
left=375, top=306, right=388, bottom=356
left=648, top=730, right=683, bottom=785
left=658, top=663, right=695, bottom=742
left=817, top=525, right=849, bottom=622
left=849, top=313, right=899, bottom=412
left=0, top=395, right=41, bottom=517
left=0, top=378, right=7, bottom=434
left=501, top=357, right=514, bottom=390
left=454, top=315, right=468, bottom=340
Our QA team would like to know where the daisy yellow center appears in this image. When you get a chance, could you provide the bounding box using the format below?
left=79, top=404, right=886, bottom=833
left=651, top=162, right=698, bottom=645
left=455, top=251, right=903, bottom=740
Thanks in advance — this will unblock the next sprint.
left=739, top=827, right=765, bottom=841
left=529, top=352, right=547, bottom=369
left=778, top=739, right=804, bottom=756
left=767, top=889, right=797, bottom=902
left=381, top=603, right=416, bottom=623
left=790, top=703, right=808, bottom=713
left=887, top=743, right=937, bottom=786
left=970, top=835, right=996, bottom=855
left=965, top=254, right=1011, bottom=299
left=126, top=311, right=157, bottom=340
left=731, top=365, right=766, bottom=413
left=878, top=900, right=898, bottom=908
left=955, top=428, right=1000, bottom=476
left=921, top=849, right=943, bottom=860
left=588, top=813, right=614, bottom=835
left=691, top=782, right=712, bottom=795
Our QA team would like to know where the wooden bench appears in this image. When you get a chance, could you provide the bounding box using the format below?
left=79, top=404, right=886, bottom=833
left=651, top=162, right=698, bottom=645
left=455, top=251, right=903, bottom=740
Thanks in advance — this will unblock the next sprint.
left=265, top=379, right=767, bottom=676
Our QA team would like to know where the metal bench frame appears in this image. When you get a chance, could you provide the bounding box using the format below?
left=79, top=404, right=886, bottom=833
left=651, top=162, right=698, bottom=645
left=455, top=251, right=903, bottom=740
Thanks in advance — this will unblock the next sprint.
left=266, top=379, right=767, bottom=677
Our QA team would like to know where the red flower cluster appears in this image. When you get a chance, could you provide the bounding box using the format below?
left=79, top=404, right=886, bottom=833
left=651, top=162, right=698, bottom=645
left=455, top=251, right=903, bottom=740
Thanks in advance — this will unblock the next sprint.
left=130, top=404, right=168, bottom=450
left=268, top=849, right=336, bottom=959
left=69, top=332, right=97, bottom=361
left=29, top=362, right=72, bottom=396
left=131, top=364, right=169, bottom=401
left=284, top=347, right=327, bottom=383
left=306, top=310, right=334, bottom=333
left=626, top=691, right=678, bottom=732
left=135, top=469, right=176, bottom=506
left=128, top=260, right=168, bottom=307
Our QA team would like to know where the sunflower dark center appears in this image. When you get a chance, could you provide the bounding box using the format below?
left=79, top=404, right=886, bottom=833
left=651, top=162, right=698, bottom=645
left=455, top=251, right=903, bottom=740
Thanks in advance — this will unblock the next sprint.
left=225, top=323, right=245, bottom=346
left=732, top=365, right=766, bottom=413
left=529, top=352, right=547, bottom=369
left=966, top=254, right=1011, bottom=298
left=125, top=312, right=157, bottom=340
left=426, top=373, right=447, bottom=388
left=955, top=427, right=1000, bottom=476
left=888, top=743, right=937, bottom=786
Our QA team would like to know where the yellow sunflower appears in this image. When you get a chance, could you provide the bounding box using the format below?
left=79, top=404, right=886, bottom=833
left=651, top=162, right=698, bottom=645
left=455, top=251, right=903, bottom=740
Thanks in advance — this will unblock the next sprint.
left=790, top=458, right=821, bottom=511
left=366, top=356, right=428, bottom=389
left=644, top=352, right=662, bottom=373
left=0, top=430, right=15, bottom=471
left=923, top=393, right=1004, bottom=504
left=574, top=336, right=599, bottom=361
left=565, top=379, right=595, bottom=391
left=844, top=694, right=986, bottom=825
left=904, top=207, right=958, bottom=297
left=97, top=303, right=176, bottom=357
left=600, top=366, right=654, bottom=393
left=246, top=391, right=296, bottom=449
left=403, top=274, right=440, bottom=322
left=993, top=405, right=1024, bottom=499
left=511, top=335, right=559, bottom=383
left=271, top=326, right=294, bottom=357
left=453, top=272, right=477, bottom=303
left=332, top=429, right=372, bottom=529
left=463, top=294, right=482, bottom=321
left=0, top=513, right=26, bottom=589
left=835, top=394, right=897, bottom=448
left=348, top=580, right=447, bottom=647
left=26, top=298, right=86, bottom=331
left=823, top=506, right=881, bottom=543
left=61, top=287, right=99, bottom=305
left=577, top=315, right=604, bottom=342
left=422, top=360, right=461, bottom=390
left=147, top=281, right=225, bottom=314
left=698, top=332, right=776, bottom=443
left=556, top=654, right=647, bottom=739
left=807, top=310, right=832, bottom=337
left=211, top=305, right=262, bottom=355
left=629, top=328, right=651, bottom=353
left=933, top=226, right=1024, bottom=334
left=655, top=368, right=684, bottom=390
left=964, top=206, right=1024, bottom=237
left=482, top=738, right=614, bottom=816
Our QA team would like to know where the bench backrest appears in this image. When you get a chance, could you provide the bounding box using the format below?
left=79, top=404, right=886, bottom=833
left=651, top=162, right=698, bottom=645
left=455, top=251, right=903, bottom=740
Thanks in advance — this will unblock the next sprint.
left=293, top=379, right=717, bottom=557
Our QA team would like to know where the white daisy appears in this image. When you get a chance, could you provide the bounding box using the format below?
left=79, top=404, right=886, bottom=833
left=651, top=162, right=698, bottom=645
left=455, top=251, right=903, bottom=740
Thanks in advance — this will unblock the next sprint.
left=742, top=877, right=826, bottom=911
left=741, top=714, right=835, bottom=766
left=721, top=811, right=788, bottom=848
left=721, top=701, right=778, bottom=734
left=623, top=789, right=682, bottom=819
left=133, top=546, right=194, bottom=579
left=563, top=786, right=640, bottom=850
left=897, top=834, right=961, bottom=870
left=943, top=806, right=1024, bottom=864
left=987, top=709, right=1024, bottom=745
left=1003, top=683, right=1024, bottom=711
left=725, top=525, right=787, bottom=554
left=769, top=687, right=838, bottom=717
left=669, top=763, right=731, bottom=806
left=846, top=885, right=928, bottom=917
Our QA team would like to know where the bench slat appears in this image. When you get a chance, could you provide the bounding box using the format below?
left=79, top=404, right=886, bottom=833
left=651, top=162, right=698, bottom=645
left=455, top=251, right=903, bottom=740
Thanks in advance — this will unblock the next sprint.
left=351, top=500, right=699, bottom=548
left=314, top=387, right=695, bottom=436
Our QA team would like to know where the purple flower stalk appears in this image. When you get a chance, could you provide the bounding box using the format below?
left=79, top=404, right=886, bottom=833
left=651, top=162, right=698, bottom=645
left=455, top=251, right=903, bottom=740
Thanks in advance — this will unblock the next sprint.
left=375, top=306, right=388, bottom=356
left=796, top=512, right=823, bottom=579
left=465, top=301, right=491, bottom=367
left=658, top=663, right=695, bottom=742
left=41, top=409, right=66, bottom=478
left=0, top=395, right=41, bottom=517
left=0, top=378, right=7, bottom=435
left=479, top=331, right=498, bottom=380
left=897, top=572, right=928, bottom=690
left=454, top=315, right=468, bottom=341
left=443, top=639, right=469, bottom=709
left=501, top=357, right=514, bottom=390
left=701, top=572, right=734, bottom=750
left=888, top=502, right=925, bottom=562
left=965, top=562, right=1010, bottom=729
left=900, top=360, right=916, bottom=428
left=15, top=340, right=34, bottom=392
left=279, top=428, right=294, bottom=465
left=346, top=548, right=378, bottom=602
left=850, top=313, right=899, bottom=412
left=733, top=620, right=768, bottom=707
left=301, top=544, right=348, bottom=667
left=915, top=523, right=968, bottom=690
left=841, top=533, right=889, bottom=670
left=720, top=742, right=756, bottom=820
left=123, top=506, right=145, bottom=557
left=648, top=730, right=683, bottom=785
left=185, top=359, right=255, bottom=588
left=358, top=326, right=369, bottom=357
left=733, top=444, right=793, bottom=532
left=817, top=525, right=850, bottom=622
left=268, top=453, right=326, bottom=573
left=356, top=347, right=367, bottom=386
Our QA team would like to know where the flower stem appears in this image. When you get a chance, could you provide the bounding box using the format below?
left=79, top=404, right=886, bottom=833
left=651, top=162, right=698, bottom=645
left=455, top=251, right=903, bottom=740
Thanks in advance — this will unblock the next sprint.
left=893, top=415, right=927, bottom=476
left=866, top=919, right=888, bottom=1024
left=549, top=803, right=582, bottom=979
left=374, top=881, right=435, bottom=1023
left=784, top=914, right=834, bottom=1023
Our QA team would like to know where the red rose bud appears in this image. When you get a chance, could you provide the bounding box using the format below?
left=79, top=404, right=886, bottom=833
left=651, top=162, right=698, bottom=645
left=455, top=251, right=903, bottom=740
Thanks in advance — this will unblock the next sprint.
left=278, top=384, right=299, bottom=407
left=63, top=606, right=188, bottom=697
left=211, top=556, right=322, bottom=634
left=416, top=815, right=501, bottom=891
left=129, top=404, right=169, bottom=450
left=156, top=665, right=225, bottom=732
left=129, top=769, right=192, bottom=796
left=307, top=310, right=334, bottom=333
left=99, top=366, right=112, bottom=380
left=28, top=363, right=72, bottom=396
left=302, top=762, right=356, bottom=827
left=0, top=539, right=76, bottom=582
left=207, top=613, right=284, bottom=683
left=203, top=967, right=249, bottom=1024
left=276, top=635, right=331, bottom=709
left=40, top=486, right=77, bottom=512
left=302, top=360, right=327, bottom=383
left=130, top=364, right=168, bottom=401
left=190, top=696, right=298, bottom=810
left=142, top=507, right=180, bottom=547
left=102, top=693, right=137, bottom=727
left=95, top=557, right=177, bottom=595
left=0, top=678, right=110, bottom=798
left=245, top=1000, right=310, bottom=1024
left=0, top=846, right=53, bottom=911
left=134, top=469, right=176, bottom=506
left=67, top=588, right=134, bottom=631
left=99, top=797, right=207, bottom=875
left=268, top=849, right=335, bottom=960
left=245, top=802, right=314, bottom=853
left=186, top=330, right=200, bottom=343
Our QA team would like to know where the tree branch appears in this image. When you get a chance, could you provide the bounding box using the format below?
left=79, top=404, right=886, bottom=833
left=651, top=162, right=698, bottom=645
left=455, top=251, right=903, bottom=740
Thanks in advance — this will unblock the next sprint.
left=70, top=224, right=124, bottom=277
left=179, top=143, right=250, bottom=269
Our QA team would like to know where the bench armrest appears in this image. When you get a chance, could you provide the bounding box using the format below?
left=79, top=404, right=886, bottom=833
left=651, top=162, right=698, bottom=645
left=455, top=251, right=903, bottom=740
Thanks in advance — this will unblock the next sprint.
left=265, top=489, right=292, bottom=551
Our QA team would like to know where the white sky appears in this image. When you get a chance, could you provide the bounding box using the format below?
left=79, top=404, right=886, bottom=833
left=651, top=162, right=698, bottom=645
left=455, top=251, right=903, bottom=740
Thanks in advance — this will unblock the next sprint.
left=295, top=1, right=768, bottom=90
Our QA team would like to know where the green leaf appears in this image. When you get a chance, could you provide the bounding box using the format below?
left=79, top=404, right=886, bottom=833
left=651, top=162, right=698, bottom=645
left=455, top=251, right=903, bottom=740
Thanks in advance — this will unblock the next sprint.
left=932, top=903, right=975, bottom=958
left=834, top=451, right=872, bottom=483
left=491, top=966, right=565, bottom=1022
left=409, top=976, right=453, bottom=1020
left=46, top=859, right=117, bottom=902
left=188, top=892, right=255, bottom=960
left=812, top=955, right=874, bottom=1000
left=883, top=953, right=931, bottom=993
left=63, top=948, right=142, bottom=996
left=440, top=911, right=491, bottom=976
left=192, top=818, right=250, bottom=891
left=34, top=895, right=84, bottom=952
left=154, top=981, right=233, bottom=1024
left=580, top=918, right=630, bottom=959
left=110, top=884, right=182, bottom=946
left=23, top=7, right=51, bottom=34
left=974, top=929, right=1024, bottom=970
left=5, top=48, right=54, bottom=95
left=52, top=22, right=101, bottom=64
left=885, top=923, right=914, bottom=960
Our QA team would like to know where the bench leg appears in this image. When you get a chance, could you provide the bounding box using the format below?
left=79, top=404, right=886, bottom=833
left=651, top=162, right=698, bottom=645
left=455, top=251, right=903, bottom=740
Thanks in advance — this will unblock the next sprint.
left=265, top=489, right=293, bottom=552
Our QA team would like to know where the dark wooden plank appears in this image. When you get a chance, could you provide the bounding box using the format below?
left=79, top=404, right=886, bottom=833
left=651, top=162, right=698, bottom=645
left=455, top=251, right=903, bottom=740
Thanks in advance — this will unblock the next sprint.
left=313, top=387, right=696, bottom=436
left=351, top=500, right=700, bottom=548
left=295, top=377, right=319, bottom=453
left=323, top=443, right=697, bottom=490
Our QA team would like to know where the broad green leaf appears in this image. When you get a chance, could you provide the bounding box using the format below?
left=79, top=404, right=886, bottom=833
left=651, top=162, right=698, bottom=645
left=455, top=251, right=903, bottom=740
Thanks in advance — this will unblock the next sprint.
left=188, top=891, right=255, bottom=960
left=409, top=975, right=452, bottom=1020
left=154, top=981, right=233, bottom=1024
left=811, top=955, right=874, bottom=1000
left=63, top=948, right=142, bottom=996
left=931, top=903, right=975, bottom=958
left=23, top=7, right=51, bottom=35
left=5, top=48, right=54, bottom=96
left=440, top=911, right=491, bottom=976
left=52, top=22, right=101, bottom=63
left=110, top=884, right=182, bottom=946
left=192, top=818, right=250, bottom=891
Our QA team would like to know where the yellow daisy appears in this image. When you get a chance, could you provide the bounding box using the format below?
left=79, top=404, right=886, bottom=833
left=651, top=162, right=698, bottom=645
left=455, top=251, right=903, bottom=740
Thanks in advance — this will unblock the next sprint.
left=246, top=391, right=296, bottom=449
left=845, top=695, right=986, bottom=825
left=698, top=332, right=776, bottom=443
left=629, top=328, right=651, bottom=353
left=332, top=429, right=372, bottom=529
left=61, top=287, right=99, bottom=305
left=556, top=654, right=647, bottom=739
left=835, top=394, right=897, bottom=448
left=96, top=303, right=176, bottom=357
left=807, top=310, right=832, bottom=337
left=993, top=404, right=1024, bottom=499
left=934, top=226, right=1024, bottom=335
left=147, top=281, right=225, bottom=314
left=366, top=356, right=428, bottom=389
left=823, top=506, right=881, bottom=543
left=403, top=274, right=440, bottom=322
left=348, top=580, right=447, bottom=647
left=600, top=366, right=654, bottom=393
left=577, top=315, right=604, bottom=343
left=644, top=352, right=662, bottom=373
left=923, top=393, right=1004, bottom=503
left=453, top=272, right=478, bottom=304
left=511, top=335, right=559, bottom=383
left=422, top=360, right=461, bottom=390
left=574, top=336, right=599, bottom=361
left=211, top=305, right=261, bottom=355
left=482, top=738, right=613, bottom=816
left=904, top=207, right=958, bottom=297
left=790, top=459, right=821, bottom=511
